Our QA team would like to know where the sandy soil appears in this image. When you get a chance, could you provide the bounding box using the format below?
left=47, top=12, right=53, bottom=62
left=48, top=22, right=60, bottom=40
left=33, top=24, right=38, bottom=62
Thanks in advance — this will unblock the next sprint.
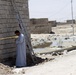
left=0, top=63, right=13, bottom=74
left=12, top=50, right=76, bottom=75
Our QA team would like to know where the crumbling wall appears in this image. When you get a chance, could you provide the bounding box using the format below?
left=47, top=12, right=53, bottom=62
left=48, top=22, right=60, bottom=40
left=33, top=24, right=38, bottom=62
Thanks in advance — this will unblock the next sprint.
left=0, top=0, right=30, bottom=62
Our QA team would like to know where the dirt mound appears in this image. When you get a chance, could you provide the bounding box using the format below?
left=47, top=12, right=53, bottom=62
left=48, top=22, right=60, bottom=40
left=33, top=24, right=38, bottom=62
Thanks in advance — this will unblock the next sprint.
left=0, top=63, right=13, bottom=74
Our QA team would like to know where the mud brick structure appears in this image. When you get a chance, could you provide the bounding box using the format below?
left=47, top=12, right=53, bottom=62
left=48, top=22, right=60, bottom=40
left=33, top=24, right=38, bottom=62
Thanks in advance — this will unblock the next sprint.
left=48, top=21, right=57, bottom=27
left=30, top=18, right=52, bottom=34
left=0, top=0, right=30, bottom=63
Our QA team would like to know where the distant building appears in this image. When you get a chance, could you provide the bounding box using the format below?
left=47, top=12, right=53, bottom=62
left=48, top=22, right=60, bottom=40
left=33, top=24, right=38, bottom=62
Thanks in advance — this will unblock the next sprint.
left=57, top=22, right=67, bottom=25
left=66, top=20, right=75, bottom=24
left=48, top=21, right=57, bottom=27
left=30, top=18, right=52, bottom=34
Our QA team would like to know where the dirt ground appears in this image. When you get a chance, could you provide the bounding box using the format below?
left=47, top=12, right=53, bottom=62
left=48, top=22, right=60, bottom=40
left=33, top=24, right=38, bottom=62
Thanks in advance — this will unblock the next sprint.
left=0, top=63, right=13, bottom=74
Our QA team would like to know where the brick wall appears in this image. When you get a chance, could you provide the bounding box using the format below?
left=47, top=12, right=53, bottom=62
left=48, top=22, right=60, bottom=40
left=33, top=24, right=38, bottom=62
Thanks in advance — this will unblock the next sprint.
left=48, top=21, right=57, bottom=27
left=30, top=18, right=52, bottom=34
left=0, top=0, right=30, bottom=61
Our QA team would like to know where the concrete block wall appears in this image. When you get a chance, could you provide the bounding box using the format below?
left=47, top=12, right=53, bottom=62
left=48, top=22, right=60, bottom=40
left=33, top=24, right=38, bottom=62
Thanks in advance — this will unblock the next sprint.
left=32, top=24, right=49, bottom=34
left=0, top=0, right=30, bottom=61
left=48, top=21, right=57, bottom=27
left=30, top=18, right=52, bottom=34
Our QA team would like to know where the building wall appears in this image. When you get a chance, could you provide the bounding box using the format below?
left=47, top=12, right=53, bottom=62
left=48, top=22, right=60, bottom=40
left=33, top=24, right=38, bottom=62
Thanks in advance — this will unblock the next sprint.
left=30, top=18, right=52, bottom=34
left=48, top=21, right=57, bottom=27
left=0, top=0, right=30, bottom=61
left=66, top=20, right=75, bottom=24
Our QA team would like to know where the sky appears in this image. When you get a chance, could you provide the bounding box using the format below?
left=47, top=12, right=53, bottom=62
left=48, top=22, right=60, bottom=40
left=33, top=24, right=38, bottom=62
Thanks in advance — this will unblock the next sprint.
left=28, top=0, right=76, bottom=22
